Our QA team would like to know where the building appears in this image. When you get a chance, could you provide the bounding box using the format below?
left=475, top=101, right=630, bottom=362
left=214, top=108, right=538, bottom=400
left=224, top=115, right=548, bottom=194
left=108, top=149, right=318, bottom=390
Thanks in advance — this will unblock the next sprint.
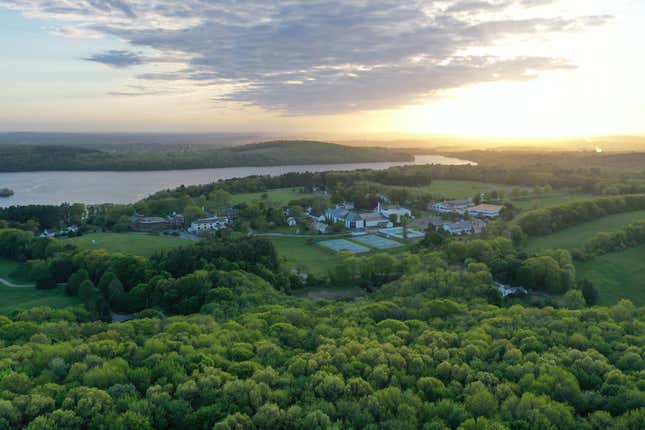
left=188, top=216, right=229, bottom=233
left=467, top=204, right=504, bottom=218
left=360, top=212, right=394, bottom=229
left=431, top=198, right=474, bottom=214
left=132, top=217, right=169, bottom=232
left=442, top=220, right=474, bottom=235
left=287, top=217, right=297, bottom=227
left=39, top=229, right=56, bottom=238
left=324, top=204, right=351, bottom=224
left=376, top=202, right=412, bottom=223
left=221, top=208, right=240, bottom=219
left=311, top=220, right=328, bottom=234
left=167, top=213, right=185, bottom=227
left=344, top=212, right=365, bottom=229
left=471, top=218, right=487, bottom=234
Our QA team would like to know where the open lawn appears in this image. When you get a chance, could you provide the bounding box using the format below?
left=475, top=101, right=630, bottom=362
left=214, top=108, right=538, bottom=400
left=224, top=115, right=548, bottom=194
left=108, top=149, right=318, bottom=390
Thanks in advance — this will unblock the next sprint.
left=510, top=192, right=591, bottom=210
left=575, top=244, right=645, bottom=306
left=231, top=187, right=325, bottom=206
left=526, top=210, right=645, bottom=252
left=269, top=236, right=338, bottom=276
left=63, top=233, right=190, bottom=257
left=0, top=258, right=30, bottom=284
left=418, top=180, right=521, bottom=199
left=0, top=284, right=81, bottom=315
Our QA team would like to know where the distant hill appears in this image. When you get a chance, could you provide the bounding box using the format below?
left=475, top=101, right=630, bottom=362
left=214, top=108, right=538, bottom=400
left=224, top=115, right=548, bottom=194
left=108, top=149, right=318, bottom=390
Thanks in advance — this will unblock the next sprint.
left=0, top=140, right=413, bottom=172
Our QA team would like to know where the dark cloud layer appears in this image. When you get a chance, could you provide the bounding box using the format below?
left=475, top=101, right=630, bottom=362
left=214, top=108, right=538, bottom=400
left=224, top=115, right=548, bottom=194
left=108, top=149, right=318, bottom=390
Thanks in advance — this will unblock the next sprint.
left=2, top=0, right=610, bottom=113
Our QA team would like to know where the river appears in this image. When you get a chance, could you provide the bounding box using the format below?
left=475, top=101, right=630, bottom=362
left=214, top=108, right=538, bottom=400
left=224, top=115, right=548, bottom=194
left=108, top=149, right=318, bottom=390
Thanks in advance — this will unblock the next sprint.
left=0, top=155, right=473, bottom=206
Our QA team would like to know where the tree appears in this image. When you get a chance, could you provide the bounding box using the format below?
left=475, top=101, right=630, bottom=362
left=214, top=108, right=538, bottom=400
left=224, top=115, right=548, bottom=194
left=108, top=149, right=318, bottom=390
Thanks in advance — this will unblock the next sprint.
left=579, top=279, right=599, bottom=306
left=66, top=269, right=89, bottom=296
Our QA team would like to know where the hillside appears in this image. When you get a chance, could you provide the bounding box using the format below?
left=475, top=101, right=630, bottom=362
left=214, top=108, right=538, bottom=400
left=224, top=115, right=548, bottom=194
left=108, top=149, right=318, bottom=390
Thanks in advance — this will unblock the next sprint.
left=0, top=140, right=413, bottom=172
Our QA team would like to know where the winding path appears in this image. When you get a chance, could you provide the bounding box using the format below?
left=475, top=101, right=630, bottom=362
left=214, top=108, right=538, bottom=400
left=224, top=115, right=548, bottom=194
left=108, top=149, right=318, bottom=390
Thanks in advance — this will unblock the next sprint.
left=0, top=277, right=34, bottom=288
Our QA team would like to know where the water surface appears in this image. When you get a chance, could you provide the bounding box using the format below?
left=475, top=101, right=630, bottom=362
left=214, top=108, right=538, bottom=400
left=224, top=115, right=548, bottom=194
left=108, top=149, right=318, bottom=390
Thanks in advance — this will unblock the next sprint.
left=0, top=155, right=472, bottom=206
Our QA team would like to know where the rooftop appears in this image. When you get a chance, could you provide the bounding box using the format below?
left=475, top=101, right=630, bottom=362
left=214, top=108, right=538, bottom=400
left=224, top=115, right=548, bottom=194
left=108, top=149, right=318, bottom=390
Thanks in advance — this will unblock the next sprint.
left=469, top=204, right=504, bottom=211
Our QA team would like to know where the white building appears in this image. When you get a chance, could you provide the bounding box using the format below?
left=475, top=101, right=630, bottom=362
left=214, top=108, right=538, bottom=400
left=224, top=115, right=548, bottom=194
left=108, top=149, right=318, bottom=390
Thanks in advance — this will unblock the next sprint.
left=377, top=202, right=412, bottom=223
left=287, top=217, right=297, bottom=227
left=188, top=216, right=229, bottom=233
left=442, top=220, right=474, bottom=235
left=360, top=212, right=393, bottom=229
left=467, top=204, right=504, bottom=218
left=344, top=212, right=365, bottom=229
left=431, top=198, right=474, bottom=214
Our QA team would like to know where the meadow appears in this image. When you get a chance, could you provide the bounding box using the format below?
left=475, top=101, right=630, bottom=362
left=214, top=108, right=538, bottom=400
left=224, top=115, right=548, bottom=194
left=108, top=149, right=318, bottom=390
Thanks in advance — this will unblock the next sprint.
left=417, top=179, right=518, bottom=199
left=268, top=236, right=337, bottom=276
left=526, top=210, right=645, bottom=252
left=510, top=192, right=591, bottom=210
left=230, top=187, right=325, bottom=206
left=575, top=244, right=645, bottom=306
left=63, top=232, right=190, bottom=257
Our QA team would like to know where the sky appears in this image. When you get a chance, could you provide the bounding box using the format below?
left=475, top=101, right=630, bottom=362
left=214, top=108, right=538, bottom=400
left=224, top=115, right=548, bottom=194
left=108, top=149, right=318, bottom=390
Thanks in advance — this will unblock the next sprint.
left=0, top=0, right=644, bottom=138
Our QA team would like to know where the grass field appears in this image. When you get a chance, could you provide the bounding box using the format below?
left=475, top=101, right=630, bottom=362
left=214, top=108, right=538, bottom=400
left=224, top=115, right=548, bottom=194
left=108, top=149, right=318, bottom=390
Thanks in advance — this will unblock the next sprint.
left=417, top=180, right=519, bottom=199
left=526, top=210, right=645, bottom=252
left=575, top=244, right=645, bottom=306
left=0, top=258, right=30, bottom=284
left=0, top=285, right=81, bottom=315
left=269, top=236, right=338, bottom=276
left=63, top=233, right=190, bottom=257
left=230, top=187, right=325, bottom=206
left=510, top=192, right=591, bottom=210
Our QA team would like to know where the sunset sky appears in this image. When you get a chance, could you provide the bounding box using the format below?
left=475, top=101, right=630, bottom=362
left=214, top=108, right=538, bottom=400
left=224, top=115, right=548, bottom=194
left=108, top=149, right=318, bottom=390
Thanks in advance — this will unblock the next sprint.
left=1, top=0, right=644, bottom=138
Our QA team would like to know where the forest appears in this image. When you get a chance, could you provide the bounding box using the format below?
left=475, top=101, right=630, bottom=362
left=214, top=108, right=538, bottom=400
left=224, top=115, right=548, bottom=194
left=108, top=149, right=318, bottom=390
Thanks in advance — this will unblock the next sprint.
left=0, top=141, right=412, bottom=172
left=0, top=155, right=643, bottom=429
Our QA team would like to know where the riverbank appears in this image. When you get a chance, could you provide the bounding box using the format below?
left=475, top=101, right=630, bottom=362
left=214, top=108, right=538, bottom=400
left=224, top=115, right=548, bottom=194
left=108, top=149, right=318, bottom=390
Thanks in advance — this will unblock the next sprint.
left=0, top=154, right=473, bottom=206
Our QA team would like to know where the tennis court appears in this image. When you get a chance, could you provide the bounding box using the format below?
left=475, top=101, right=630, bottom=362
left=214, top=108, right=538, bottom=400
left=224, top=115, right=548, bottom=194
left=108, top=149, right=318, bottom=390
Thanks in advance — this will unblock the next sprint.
left=352, top=234, right=403, bottom=249
left=319, top=239, right=370, bottom=254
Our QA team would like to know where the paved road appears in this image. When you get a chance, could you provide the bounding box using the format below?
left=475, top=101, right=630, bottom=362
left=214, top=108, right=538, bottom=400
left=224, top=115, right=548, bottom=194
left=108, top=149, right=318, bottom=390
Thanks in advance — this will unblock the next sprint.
left=0, top=277, right=34, bottom=288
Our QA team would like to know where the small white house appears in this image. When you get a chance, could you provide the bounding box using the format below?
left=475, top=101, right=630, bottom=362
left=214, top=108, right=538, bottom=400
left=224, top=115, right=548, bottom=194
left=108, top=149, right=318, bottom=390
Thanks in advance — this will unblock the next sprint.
left=188, top=216, right=229, bottom=233
left=39, top=229, right=56, bottom=238
left=287, top=217, right=297, bottom=227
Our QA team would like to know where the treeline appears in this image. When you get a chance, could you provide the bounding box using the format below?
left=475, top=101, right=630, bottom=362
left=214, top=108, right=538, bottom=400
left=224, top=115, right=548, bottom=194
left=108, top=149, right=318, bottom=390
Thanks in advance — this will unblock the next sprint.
left=575, top=220, right=645, bottom=260
left=515, top=194, right=645, bottom=236
left=0, top=203, right=85, bottom=230
left=0, top=141, right=412, bottom=172
left=0, top=285, right=641, bottom=428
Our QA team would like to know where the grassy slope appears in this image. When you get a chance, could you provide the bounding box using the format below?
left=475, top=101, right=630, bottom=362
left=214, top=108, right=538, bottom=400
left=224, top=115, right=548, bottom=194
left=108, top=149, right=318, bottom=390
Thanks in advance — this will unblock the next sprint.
left=0, top=258, right=30, bottom=283
left=0, top=285, right=81, bottom=315
left=63, top=233, right=189, bottom=257
left=575, top=244, right=645, bottom=306
left=0, top=258, right=80, bottom=315
left=526, top=210, right=645, bottom=252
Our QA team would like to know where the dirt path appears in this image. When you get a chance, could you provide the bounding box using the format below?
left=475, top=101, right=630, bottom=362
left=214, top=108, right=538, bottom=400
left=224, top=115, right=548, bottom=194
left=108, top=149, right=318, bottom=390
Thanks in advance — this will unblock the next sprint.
left=0, top=277, right=34, bottom=288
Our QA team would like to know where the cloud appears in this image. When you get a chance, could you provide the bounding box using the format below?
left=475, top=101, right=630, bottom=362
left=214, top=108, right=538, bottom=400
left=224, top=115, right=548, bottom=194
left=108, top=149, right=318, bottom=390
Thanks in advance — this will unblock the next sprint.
left=83, top=49, right=144, bottom=68
left=1, top=0, right=611, bottom=114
